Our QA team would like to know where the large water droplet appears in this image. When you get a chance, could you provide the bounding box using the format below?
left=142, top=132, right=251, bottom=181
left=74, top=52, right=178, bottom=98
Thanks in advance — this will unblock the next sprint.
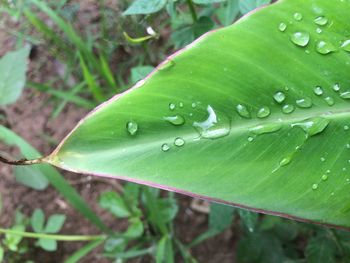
left=193, top=105, right=231, bottom=139
left=161, top=143, right=170, bottom=152
left=174, top=137, right=185, bottom=147
left=291, top=32, right=310, bottom=47
left=313, top=86, right=323, bottom=95
left=316, top=40, right=337, bottom=55
left=169, top=103, right=176, bottom=111
left=314, top=16, right=328, bottom=25
left=282, top=104, right=295, bottom=114
left=340, top=91, right=350, bottom=99
left=236, top=104, right=251, bottom=118
left=291, top=117, right=329, bottom=137
left=324, top=96, right=334, bottom=106
left=126, top=121, right=138, bottom=136
left=296, top=97, right=312, bottom=108
left=273, top=91, right=286, bottom=103
left=333, top=83, right=340, bottom=92
left=341, top=40, right=350, bottom=52
left=250, top=123, right=282, bottom=135
left=278, top=22, right=287, bottom=32
left=293, top=12, right=303, bottom=21
left=257, top=106, right=271, bottom=118
left=164, top=115, right=185, bottom=126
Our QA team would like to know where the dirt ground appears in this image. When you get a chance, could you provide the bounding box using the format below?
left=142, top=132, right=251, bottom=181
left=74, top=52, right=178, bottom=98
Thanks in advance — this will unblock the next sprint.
left=0, top=10, right=237, bottom=263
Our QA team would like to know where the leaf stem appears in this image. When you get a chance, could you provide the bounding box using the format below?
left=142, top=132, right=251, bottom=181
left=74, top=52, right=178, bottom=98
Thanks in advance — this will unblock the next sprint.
left=186, top=0, right=197, bottom=23
left=0, top=155, right=44, bottom=165
left=0, top=228, right=106, bottom=241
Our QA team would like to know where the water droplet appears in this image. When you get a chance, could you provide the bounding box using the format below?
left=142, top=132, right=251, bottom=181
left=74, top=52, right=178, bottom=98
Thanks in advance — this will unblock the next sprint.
left=343, top=167, right=347, bottom=171
left=159, top=60, right=175, bottom=71
left=193, top=105, right=231, bottom=139
left=248, top=136, right=254, bottom=142
left=164, top=115, right=185, bottom=126
left=320, top=157, right=326, bottom=162
left=316, top=28, right=322, bottom=34
left=278, top=22, right=287, bottom=32
left=257, top=106, right=271, bottom=118
left=161, top=143, right=170, bottom=152
left=344, top=125, right=349, bottom=131
left=273, top=91, right=286, bottom=103
left=179, top=102, right=184, bottom=108
left=324, top=96, right=335, bottom=106
left=314, top=16, right=328, bottom=25
left=280, top=156, right=292, bottom=167
left=236, top=104, right=251, bottom=118
left=296, top=97, right=312, bottom=108
left=169, top=103, right=176, bottom=110
left=191, top=102, right=197, bottom=108
left=291, top=32, right=310, bottom=47
left=321, top=174, right=328, bottom=181
left=291, top=117, right=329, bottom=137
left=341, top=39, right=350, bottom=52
left=126, top=121, right=138, bottom=135
left=313, top=86, right=323, bottom=95
left=326, top=169, right=331, bottom=174
left=347, top=144, right=350, bottom=149
left=333, top=83, right=340, bottom=92
left=174, top=137, right=185, bottom=147
left=250, top=123, right=282, bottom=135
left=293, top=12, right=303, bottom=21
left=316, top=40, right=337, bottom=55
left=312, top=184, right=318, bottom=190
left=340, top=91, right=350, bottom=99
left=282, top=104, right=295, bottom=114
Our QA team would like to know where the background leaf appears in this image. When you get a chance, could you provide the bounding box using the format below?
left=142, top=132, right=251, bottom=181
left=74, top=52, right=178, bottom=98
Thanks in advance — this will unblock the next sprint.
left=238, top=0, right=272, bottom=14
left=123, top=0, right=167, bottom=15
left=14, top=165, right=49, bottom=190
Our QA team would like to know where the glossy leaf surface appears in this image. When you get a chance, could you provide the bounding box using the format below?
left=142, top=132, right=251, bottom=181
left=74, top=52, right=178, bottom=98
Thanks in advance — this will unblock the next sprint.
left=47, top=0, right=350, bottom=228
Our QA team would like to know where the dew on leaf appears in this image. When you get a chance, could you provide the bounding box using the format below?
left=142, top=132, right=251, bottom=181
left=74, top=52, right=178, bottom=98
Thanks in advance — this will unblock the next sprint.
left=293, top=12, right=303, bottom=21
left=313, top=86, right=323, bottom=95
left=341, top=40, right=350, bottom=52
left=324, top=96, right=335, bottom=106
left=321, top=174, right=328, bottom=181
left=257, top=106, right=271, bottom=118
left=174, top=137, right=185, bottom=147
left=169, top=103, right=176, bottom=111
left=164, top=115, right=185, bottom=126
left=314, top=16, right=328, bottom=26
left=248, top=136, right=254, bottom=142
left=316, top=40, right=337, bottom=55
left=291, top=117, right=329, bottom=137
left=191, top=102, right=197, bottom=108
left=236, top=104, right=251, bottom=118
left=296, top=97, right=312, bottom=108
left=126, top=121, right=138, bottom=136
left=333, top=83, right=340, bottom=92
left=250, top=123, right=282, bottom=135
left=273, top=91, right=286, bottom=103
left=282, top=104, right=295, bottom=114
left=179, top=102, right=184, bottom=108
left=312, top=184, right=318, bottom=190
left=278, top=22, right=287, bottom=32
left=291, top=32, right=310, bottom=47
left=193, top=105, right=231, bottom=139
left=280, top=156, right=292, bottom=167
left=347, top=143, right=350, bottom=149
left=340, top=91, right=350, bottom=99
left=316, top=28, right=322, bottom=34
left=161, top=143, right=170, bottom=152
left=344, top=125, right=349, bottom=131
left=320, top=157, right=326, bottom=162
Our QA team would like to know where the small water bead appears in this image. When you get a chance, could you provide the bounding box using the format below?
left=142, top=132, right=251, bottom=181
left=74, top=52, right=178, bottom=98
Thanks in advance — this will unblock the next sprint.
left=324, top=96, right=335, bottom=106
left=340, top=91, right=350, bottom=99
left=126, top=121, right=138, bottom=135
left=193, top=105, right=231, bottom=139
left=316, top=40, right=337, bottom=55
left=296, top=97, right=312, bottom=108
left=179, top=102, right=184, bottom=108
left=326, top=169, right=331, bottom=174
left=174, top=137, right=185, bottom=147
left=236, top=104, right=251, bottom=118
left=314, top=16, right=328, bottom=26
left=282, top=104, right=295, bottom=114
left=291, top=117, right=329, bottom=137
left=344, top=125, right=349, bottom=131
left=321, top=174, right=328, bottom=181
left=291, top=32, right=310, bottom=47
left=248, top=136, right=254, bottom=142
left=161, top=143, right=170, bottom=152
left=278, top=22, right=287, bottom=32
left=343, top=167, right=347, bottom=172
left=312, top=184, right=318, bottom=190
left=250, top=123, right=282, bottom=135
left=164, top=115, right=185, bottom=126
left=347, top=144, right=350, bottom=149
left=333, top=83, right=340, bottom=92
left=191, top=102, right=197, bottom=108
left=273, top=91, right=286, bottom=103
left=313, top=86, right=323, bottom=95
left=320, top=157, right=326, bottom=162
left=280, top=156, right=292, bottom=167
left=257, top=106, right=271, bottom=118
left=293, top=12, right=303, bottom=21
left=316, top=28, right=322, bottom=34
left=169, top=103, right=176, bottom=110
left=341, top=39, right=350, bottom=52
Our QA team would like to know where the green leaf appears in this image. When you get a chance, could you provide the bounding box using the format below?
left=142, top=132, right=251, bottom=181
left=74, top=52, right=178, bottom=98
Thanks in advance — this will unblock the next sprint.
left=44, top=214, right=66, bottom=233
left=131, top=66, right=155, bottom=84
left=4, top=224, right=25, bottom=252
left=98, top=191, right=131, bottom=218
left=305, top=236, right=337, bottom=263
left=46, top=0, right=350, bottom=228
left=238, top=0, right=271, bottom=14
left=123, top=217, right=144, bottom=239
left=156, top=235, right=174, bottom=263
left=0, top=245, right=4, bottom=262
left=216, top=0, right=239, bottom=26
left=14, top=165, right=49, bottom=190
left=38, top=238, right=57, bottom=251
left=64, top=239, right=103, bottom=263
left=238, top=209, right=259, bottom=233
left=193, top=0, right=227, bottom=4
left=0, top=46, right=30, bottom=105
left=123, top=0, right=167, bottom=15
left=31, top=209, right=45, bottom=233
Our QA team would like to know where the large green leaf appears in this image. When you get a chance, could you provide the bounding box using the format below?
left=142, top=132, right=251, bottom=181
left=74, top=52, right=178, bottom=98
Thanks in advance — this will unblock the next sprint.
left=44, top=0, right=350, bottom=228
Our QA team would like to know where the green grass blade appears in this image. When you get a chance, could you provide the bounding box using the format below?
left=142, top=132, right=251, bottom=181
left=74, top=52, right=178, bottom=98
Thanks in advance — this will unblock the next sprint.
left=64, top=239, right=104, bottom=263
